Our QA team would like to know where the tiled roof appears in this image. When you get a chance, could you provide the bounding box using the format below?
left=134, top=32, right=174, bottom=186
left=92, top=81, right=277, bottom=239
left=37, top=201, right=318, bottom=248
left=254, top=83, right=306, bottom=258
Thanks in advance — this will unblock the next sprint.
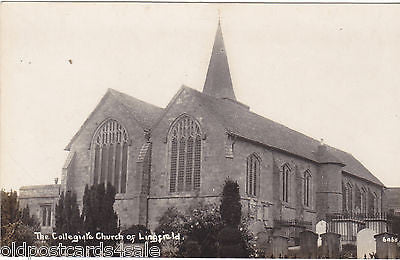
left=65, top=89, right=163, bottom=150
left=108, top=89, right=163, bottom=130
left=328, top=147, right=384, bottom=186
left=181, top=86, right=384, bottom=187
left=65, top=85, right=384, bottom=187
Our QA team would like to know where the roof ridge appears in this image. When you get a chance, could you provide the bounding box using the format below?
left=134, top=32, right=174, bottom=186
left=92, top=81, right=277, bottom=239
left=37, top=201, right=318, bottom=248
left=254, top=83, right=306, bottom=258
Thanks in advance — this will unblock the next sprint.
left=108, top=89, right=151, bottom=129
left=65, top=88, right=163, bottom=150
left=108, top=88, right=163, bottom=111
left=150, top=86, right=186, bottom=131
left=180, top=87, right=384, bottom=186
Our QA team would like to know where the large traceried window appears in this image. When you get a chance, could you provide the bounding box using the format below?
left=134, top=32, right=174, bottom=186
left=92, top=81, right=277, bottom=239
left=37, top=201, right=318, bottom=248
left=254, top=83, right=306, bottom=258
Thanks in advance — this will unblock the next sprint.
left=92, top=119, right=128, bottom=194
left=169, top=115, right=201, bottom=193
left=282, top=163, right=291, bottom=203
left=246, top=154, right=260, bottom=197
left=303, top=170, right=311, bottom=207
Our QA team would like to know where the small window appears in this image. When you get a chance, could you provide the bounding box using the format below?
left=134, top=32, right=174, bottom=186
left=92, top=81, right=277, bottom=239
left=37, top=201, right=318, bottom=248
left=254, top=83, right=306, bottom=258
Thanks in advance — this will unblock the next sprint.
left=246, top=154, right=260, bottom=197
left=369, top=191, right=378, bottom=215
left=41, top=205, right=52, bottom=227
left=282, top=163, right=291, bottom=203
left=342, top=182, right=353, bottom=213
left=303, top=170, right=311, bottom=207
left=361, top=187, right=367, bottom=214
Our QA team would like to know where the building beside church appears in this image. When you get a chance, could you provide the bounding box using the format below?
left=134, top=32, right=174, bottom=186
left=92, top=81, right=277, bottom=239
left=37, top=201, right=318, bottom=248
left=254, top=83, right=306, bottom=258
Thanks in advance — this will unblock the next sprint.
left=19, top=22, right=389, bottom=248
left=386, top=188, right=400, bottom=216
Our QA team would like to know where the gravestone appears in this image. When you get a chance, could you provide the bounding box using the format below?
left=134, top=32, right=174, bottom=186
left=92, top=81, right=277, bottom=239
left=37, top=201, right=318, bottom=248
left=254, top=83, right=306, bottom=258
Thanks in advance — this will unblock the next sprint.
left=357, top=228, right=377, bottom=259
left=374, top=232, right=398, bottom=259
left=321, top=232, right=341, bottom=258
left=268, top=235, right=289, bottom=258
left=316, top=220, right=327, bottom=247
left=255, top=230, right=270, bottom=257
left=299, top=230, right=318, bottom=258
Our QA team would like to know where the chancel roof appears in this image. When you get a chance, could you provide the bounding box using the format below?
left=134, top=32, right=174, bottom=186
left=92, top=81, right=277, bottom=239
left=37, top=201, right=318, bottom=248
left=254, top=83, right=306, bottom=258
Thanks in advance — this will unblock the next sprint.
left=180, top=86, right=384, bottom=187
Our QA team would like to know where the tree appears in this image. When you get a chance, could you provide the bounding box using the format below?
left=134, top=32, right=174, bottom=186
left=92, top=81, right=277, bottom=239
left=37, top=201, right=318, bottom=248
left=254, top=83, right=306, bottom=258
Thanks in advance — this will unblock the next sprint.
left=218, top=179, right=248, bottom=258
left=220, top=179, right=242, bottom=227
left=20, top=205, right=40, bottom=231
left=1, top=190, right=20, bottom=228
left=1, top=190, right=39, bottom=247
left=81, top=183, right=119, bottom=249
left=54, top=191, right=83, bottom=245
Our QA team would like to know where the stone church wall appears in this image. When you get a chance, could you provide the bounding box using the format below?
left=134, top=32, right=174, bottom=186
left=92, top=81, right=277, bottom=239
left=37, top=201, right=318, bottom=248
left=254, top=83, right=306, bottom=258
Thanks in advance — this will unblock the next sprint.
left=53, top=87, right=386, bottom=237
left=64, top=94, right=151, bottom=228
left=272, top=152, right=318, bottom=229
left=149, top=88, right=227, bottom=199
left=342, top=173, right=385, bottom=214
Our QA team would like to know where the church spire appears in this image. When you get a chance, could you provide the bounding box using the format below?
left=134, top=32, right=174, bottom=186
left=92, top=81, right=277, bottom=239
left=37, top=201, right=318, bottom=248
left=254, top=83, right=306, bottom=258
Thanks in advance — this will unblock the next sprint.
left=202, top=21, right=237, bottom=101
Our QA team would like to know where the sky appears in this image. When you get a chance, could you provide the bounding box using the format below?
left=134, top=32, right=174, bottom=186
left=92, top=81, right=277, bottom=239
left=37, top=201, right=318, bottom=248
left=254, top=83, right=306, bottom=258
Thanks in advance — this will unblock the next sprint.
left=1, top=3, right=399, bottom=191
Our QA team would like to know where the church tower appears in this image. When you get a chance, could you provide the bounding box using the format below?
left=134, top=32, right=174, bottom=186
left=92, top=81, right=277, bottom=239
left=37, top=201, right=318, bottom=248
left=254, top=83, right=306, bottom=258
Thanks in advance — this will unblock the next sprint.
left=203, top=21, right=237, bottom=101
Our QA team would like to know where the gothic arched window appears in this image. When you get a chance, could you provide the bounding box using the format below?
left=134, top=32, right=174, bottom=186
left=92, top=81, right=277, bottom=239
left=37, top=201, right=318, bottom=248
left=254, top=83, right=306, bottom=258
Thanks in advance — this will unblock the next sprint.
left=303, top=170, right=311, bottom=207
left=92, top=119, right=128, bottom=193
left=169, top=115, right=201, bottom=193
left=360, top=187, right=367, bottom=214
left=282, top=163, right=291, bottom=203
left=342, top=182, right=353, bottom=213
left=246, top=154, right=260, bottom=197
left=368, top=191, right=378, bottom=215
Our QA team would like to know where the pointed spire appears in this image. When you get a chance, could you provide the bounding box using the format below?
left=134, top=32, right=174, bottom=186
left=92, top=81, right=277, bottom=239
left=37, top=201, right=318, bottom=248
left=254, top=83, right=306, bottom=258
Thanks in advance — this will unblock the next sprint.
left=203, top=21, right=237, bottom=101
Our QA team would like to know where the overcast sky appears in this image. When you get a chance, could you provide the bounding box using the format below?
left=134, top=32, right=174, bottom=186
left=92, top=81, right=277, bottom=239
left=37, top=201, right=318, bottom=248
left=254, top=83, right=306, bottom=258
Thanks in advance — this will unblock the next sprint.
left=1, top=3, right=399, bottom=191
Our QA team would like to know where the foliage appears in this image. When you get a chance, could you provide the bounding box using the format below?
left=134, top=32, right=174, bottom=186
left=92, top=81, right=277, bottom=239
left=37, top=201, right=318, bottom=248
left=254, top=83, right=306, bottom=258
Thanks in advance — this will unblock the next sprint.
left=218, top=178, right=249, bottom=257
left=155, top=207, right=188, bottom=235
left=81, top=183, right=118, bottom=248
left=155, top=203, right=221, bottom=257
left=1, top=190, right=20, bottom=228
left=121, top=224, right=150, bottom=243
left=1, top=221, right=37, bottom=247
left=20, top=205, right=40, bottom=230
left=54, top=190, right=83, bottom=246
left=388, top=209, right=400, bottom=237
left=155, top=199, right=255, bottom=258
left=1, top=190, right=39, bottom=247
left=220, top=179, right=242, bottom=227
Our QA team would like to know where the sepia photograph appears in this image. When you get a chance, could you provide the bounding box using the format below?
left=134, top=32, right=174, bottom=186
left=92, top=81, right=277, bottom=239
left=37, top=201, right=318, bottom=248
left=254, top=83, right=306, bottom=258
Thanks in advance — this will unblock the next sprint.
left=1, top=2, right=400, bottom=258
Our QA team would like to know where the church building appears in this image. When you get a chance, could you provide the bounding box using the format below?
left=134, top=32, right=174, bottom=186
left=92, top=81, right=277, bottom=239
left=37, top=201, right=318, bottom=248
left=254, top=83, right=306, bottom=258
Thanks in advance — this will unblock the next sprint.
left=19, top=22, right=388, bottom=248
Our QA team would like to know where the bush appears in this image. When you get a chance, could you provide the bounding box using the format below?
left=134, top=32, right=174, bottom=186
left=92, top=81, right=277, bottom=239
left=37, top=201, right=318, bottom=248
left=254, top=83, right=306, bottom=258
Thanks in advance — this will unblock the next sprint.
left=1, top=190, right=39, bottom=247
left=155, top=200, right=254, bottom=258
left=121, top=224, right=150, bottom=243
